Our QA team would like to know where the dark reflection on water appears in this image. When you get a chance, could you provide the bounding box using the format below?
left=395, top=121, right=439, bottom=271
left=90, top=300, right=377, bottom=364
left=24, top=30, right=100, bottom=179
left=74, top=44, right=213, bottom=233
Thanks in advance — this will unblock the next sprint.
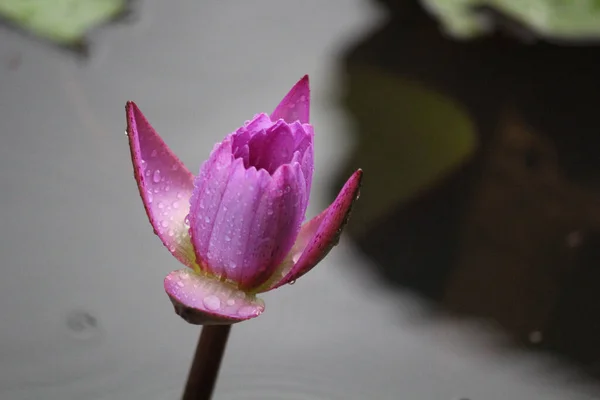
left=335, top=0, right=600, bottom=380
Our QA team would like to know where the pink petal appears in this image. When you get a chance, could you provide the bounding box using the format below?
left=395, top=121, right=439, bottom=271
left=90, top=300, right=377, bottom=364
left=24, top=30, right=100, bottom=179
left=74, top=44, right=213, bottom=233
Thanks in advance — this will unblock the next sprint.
left=257, top=169, right=363, bottom=292
left=164, top=269, right=265, bottom=325
left=203, top=161, right=271, bottom=281
left=125, top=102, right=199, bottom=269
left=188, top=139, right=236, bottom=273
left=240, top=162, right=307, bottom=290
left=270, top=75, right=310, bottom=124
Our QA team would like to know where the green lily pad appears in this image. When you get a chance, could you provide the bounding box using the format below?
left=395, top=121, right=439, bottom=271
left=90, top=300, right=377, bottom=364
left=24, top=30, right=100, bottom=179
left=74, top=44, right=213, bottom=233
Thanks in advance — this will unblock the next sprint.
left=0, top=0, right=127, bottom=48
left=422, top=0, right=600, bottom=41
left=343, top=66, right=477, bottom=234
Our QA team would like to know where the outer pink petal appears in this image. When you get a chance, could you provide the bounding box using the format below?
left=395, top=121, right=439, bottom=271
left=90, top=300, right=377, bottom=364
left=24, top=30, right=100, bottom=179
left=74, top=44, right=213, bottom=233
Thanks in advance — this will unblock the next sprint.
left=256, top=169, right=363, bottom=292
left=164, top=269, right=265, bottom=325
left=203, top=162, right=271, bottom=282
left=270, top=75, right=310, bottom=124
left=126, top=102, right=199, bottom=269
left=188, top=138, right=235, bottom=274
left=240, top=162, right=307, bottom=290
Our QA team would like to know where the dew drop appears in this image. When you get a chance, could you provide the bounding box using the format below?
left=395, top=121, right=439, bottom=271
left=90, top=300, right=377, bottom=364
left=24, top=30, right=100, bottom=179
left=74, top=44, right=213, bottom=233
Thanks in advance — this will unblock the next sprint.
left=267, top=209, right=274, bottom=215
left=167, top=229, right=174, bottom=237
left=124, top=130, right=128, bottom=136
left=152, top=170, right=161, bottom=183
left=224, top=235, right=231, bottom=242
left=150, top=149, right=158, bottom=157
left=299, top=95, right=306, bottom=102
left=204, top=216, right=211, bottom=223
left=228, top=261, right=237, bottom=269
left=203, top=295, right=221, bottom=311
left=145, top=169, right=152, bottom=177
left=161, top=220, right=168, bottom=228
left=173, top=201, right=180, bottom=209
left=289, top=280, right=296, bottom=285
left=176, top=281, right=184, bottom=288
left=171, top=163, right=179, bottom=171
left=164, top=185, right=170, bottom=192
left=176, top=192, right=184, bottom=199
left=226, top=299, right=235, bottom=306
left=238, top=306, right=256, bottom=317
left=158, top=202, right=164, bottom=209
left=147, top=192, right=153, bottom=204
left=184, top=216, right=190, bottom=226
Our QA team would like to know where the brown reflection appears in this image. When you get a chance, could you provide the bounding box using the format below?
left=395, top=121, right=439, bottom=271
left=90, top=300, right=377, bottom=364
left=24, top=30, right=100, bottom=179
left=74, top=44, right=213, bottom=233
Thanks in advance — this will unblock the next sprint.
left=336, top=0, right=600, bottom=378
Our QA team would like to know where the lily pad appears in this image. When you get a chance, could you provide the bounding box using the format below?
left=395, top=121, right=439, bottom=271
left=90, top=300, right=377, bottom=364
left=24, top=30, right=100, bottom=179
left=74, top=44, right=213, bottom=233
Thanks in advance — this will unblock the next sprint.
left=421, top=0, right=600, bottom=42
left=0, top=0, right=128, bottom=49
left=343, top=66, right=477, bottom=235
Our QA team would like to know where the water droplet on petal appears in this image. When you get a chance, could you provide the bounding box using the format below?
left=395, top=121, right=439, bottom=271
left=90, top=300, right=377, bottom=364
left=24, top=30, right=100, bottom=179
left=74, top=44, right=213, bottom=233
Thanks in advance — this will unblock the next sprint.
left=171, top=163, right=179, bottom=171
left=203, top=295, right=221, bottom=311
left=177, top=192, right=184, bottom=199
left=267, top=208, right=274, bottom=215
left=177, top=281, right=184, bottom=288
left=238, top=306, right=256, bottom=317
left=161, top=220, right=168, bottom=228
left=153, top=170, right=161, bottom=183
left=158, top=202, right=164, bottom=209
left=164, top=185, right=170, bottom=192
left=184, top=216, right=190, bottom=226
left=173, top=201, right=179, bottom=209
left=167, top=229, right=174, bottom=237
left=124, top=130, right=128, bottom=136
left=147, top=192, right=153, bottom=203
left=204, top=216, right=211, bottom=223
left=151, top=149, right=158, bottom=157
left=289, top=280, right=296, bottom=285
left=224, top=235, right=231, bottom=242
left=228, top=261, right=236, bottom=269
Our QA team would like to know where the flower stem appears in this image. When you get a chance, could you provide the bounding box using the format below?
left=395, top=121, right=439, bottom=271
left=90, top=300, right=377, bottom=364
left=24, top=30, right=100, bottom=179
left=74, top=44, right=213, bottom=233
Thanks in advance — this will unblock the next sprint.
left=181, top=324, right=232, bottom=400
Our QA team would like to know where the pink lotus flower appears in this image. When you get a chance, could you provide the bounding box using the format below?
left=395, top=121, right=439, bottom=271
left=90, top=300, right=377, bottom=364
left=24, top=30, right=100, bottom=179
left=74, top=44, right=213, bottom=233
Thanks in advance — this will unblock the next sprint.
left=125, top=76, right=362, bottom=325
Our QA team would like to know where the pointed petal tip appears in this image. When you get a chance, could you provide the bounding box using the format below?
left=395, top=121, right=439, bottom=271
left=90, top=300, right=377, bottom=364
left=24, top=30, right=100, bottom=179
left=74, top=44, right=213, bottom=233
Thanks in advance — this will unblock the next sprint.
left=164, top=269, right=265, bottom=325
left=270, top=75, right=311, bottom=124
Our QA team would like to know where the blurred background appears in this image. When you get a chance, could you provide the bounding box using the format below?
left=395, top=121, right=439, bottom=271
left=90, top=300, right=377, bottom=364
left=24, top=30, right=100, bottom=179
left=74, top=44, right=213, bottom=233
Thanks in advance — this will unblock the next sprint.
left=1, top=0, right=600, bottom=399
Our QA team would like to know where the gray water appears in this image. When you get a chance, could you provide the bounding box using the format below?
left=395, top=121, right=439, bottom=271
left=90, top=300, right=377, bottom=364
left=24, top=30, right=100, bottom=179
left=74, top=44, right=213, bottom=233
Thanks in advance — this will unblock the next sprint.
left=0, top=1, right=598, bottom=399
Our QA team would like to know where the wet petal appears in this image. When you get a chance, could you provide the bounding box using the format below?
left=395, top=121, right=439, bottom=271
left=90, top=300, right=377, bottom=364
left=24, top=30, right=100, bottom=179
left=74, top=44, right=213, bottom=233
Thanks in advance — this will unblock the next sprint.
left=164, top=269, right=265, bottom=325
left=188, top=139, right=235, bottom=273
left=240, top=163, right=306, bottom=290
left=204, top=162, right=271, bottom=282
left=247, top=121, right=296, bottom=174
left=125, top=102, right=199, bottom=269
left=257, top=169, right=362, bottom=292
left=270, top=75, right=310, bottom=124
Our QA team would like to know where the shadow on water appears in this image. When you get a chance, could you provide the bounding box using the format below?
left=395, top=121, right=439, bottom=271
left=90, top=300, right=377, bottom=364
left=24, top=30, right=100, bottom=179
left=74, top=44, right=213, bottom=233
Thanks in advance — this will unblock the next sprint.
left=334, top=0, right=600, bottom=381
